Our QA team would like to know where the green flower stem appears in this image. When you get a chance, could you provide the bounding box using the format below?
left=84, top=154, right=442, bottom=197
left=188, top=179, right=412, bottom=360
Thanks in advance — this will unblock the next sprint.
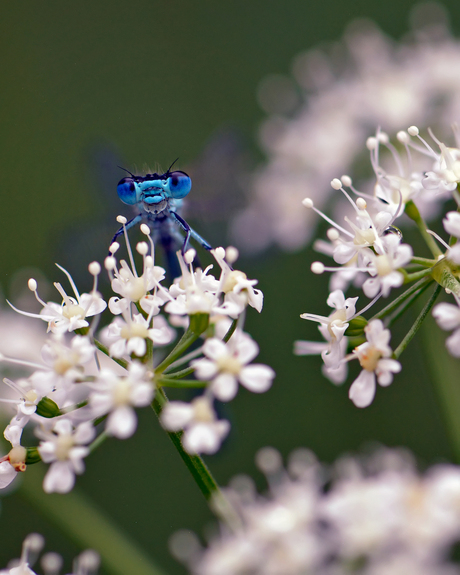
left=93, top=339, right=128, bottom=370
left=163, top=346, right=204, bottom=374
left=411, top=256, right=437, bottom=267
left=161, top=366, right=195, bottom=379
left=156, top=378, right=207, bottom=388
left=402, top=268, right=434, bottom=283
left=162, top=320, right=237, bottom=374
left=405, top=200, right=443, bottom=258
left=154, top=329, right=200, bottom=375
left=89, top=430, right=109, bottom=453
left=393, top=284, right=442, bottom=359
left=222, top=319, right=238, bottom=343
left=372, top=277, right=433, bottom=321
left=19, top=466, right=169, bottom=575
left=151, top=388, right=219, bottom=501
left=423, top=315, right=460, bottom=463
left=145, top=337, right=154, bottom=367
left=386, top=279, right=433, bottom=329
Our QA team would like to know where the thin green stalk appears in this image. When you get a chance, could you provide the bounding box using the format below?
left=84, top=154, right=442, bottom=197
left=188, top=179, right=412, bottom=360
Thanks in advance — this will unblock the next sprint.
left=163, top=345, right=204, bottom=374
left=144, top=337, right=154, bottom=367
left=393, top=284, right=442, bottom=359
left=161, top=366, right=195, bottom=379
left=386, top=279, right=433, bottom=329
left=222, top=319, right=238, bottom=343
left=19, top=466, right=169, bottom=575
left=151, top=388, right=219, bottom=501
left=89, top=430, right=109, bottom=453
left=156, top=378, right=208, bottom=388
left=405, top=200, right=443, bottom=258
left=402, top=268, right=434, bottom=283
left=372, top=276, right=433, bottom=321
left=154, top=329, right=200, bottom=375
left=410, top=256, right=437, bottom=267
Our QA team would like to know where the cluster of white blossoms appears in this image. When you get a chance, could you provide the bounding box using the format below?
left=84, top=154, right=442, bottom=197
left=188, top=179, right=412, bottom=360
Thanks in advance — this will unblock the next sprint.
left=175, top=447, right=460, bottom=575
left=232, top=3, right=460, bottom=253
left=0, top=220, right=274, bottom=494
left=0, top=533, right=99, bottom=575
left=295, top=125, right=460, bottom=407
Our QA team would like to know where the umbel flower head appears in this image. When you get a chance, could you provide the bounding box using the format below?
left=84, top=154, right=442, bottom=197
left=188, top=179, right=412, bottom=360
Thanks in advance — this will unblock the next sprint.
left=0, top=219, right=272, bottom=491
left=295, top=122, right=460, bottom=407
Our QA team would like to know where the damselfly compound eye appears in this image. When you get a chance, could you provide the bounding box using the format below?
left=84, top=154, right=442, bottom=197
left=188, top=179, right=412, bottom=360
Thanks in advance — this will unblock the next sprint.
left=166, top=171, right=192, bottom=199
left=117, top=177, right=138, bottom=205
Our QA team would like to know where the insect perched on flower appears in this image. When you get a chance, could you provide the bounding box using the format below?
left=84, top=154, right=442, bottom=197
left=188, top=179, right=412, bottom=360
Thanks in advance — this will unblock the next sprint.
left=112, top=162, right=212, bottom=258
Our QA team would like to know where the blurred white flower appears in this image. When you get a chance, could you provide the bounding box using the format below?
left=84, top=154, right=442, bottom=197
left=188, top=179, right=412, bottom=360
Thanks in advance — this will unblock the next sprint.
left=37, top=419, right=95, bottom=493
left=161, top=396, right=230, bottom=455
left=233, top=4, right=460, bottom=253
left=181, top=447, right=460, bottom=575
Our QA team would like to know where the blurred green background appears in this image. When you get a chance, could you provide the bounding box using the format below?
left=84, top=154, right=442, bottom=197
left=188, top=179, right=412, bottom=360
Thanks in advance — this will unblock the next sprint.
left=1, top=1, right=460, bottom=573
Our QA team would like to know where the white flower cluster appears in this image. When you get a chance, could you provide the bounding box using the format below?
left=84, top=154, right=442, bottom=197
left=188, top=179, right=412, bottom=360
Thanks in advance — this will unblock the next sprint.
left=176, top=447, right=460, bottom=575
left=232, top=4, right=460, bottom=253
left=0, top=222, right=274, bottom=493
left=296, top=126, right=460, bottom=407
left=0, top=533, right=99, bottom=575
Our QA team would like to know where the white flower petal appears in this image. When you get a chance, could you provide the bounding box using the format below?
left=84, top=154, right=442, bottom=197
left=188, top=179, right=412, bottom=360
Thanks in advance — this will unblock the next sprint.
left=433, top=303, right=460, bottom=331
left=203, top=338, right=228, bottom=361
left=239, top=365, right=275, bottom=393
left=211, top=373, right=239, bottom=401
left=106, top=406, right=137, bottom=439
left=0, top=461, right=17, bottom=488
left=161, top=402, right=194, bottom=431
left=43, top=461, right=75, bottom=493
left=182, top=421, right=230, bottom=455
left=349, top=370, right=376, bottom=408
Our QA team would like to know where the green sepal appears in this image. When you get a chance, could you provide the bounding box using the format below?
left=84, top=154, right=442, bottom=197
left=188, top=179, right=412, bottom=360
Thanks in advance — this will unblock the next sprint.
left=25, top=447, right=41, bottom=465
left=189, top=313, right=210, bottom=336
left=36, top=396, right=61, bottom=418
left=345, top=316, right=368, bottom=337
left=404, top=199, right=420, bottom=221
left=431, top=259, right=460, bottom=296
left=74, top=327, right=90, bottom=336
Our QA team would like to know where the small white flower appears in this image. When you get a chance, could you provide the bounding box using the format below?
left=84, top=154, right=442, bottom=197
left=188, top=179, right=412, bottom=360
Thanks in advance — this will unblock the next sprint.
left=192, top=334, right=275, bottom=401
left=108, top=259, right=167, bottom=314
left=422, top=140, right=460, bottom=190
left=212, top=247, right=264, bottom=314
left=101, top=314, right=175, bottom=358
left=362, top=234, right=413, bottom=298
left=0, top=335, right=96, bottom=424
left=89, top=362, right=154, bottom=439
left=298, top=289, right=358, bottom=370
left=161, top=396, right=230, bottom=455
left=8, top=265, right=106, bottom=334
left=0, top=425, right=27, bottom=489
left=37, top=419, right=95, bottom=493
left=348, top=320, right=401, bottom=407
left=166, top=250, right=247, bottom=319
